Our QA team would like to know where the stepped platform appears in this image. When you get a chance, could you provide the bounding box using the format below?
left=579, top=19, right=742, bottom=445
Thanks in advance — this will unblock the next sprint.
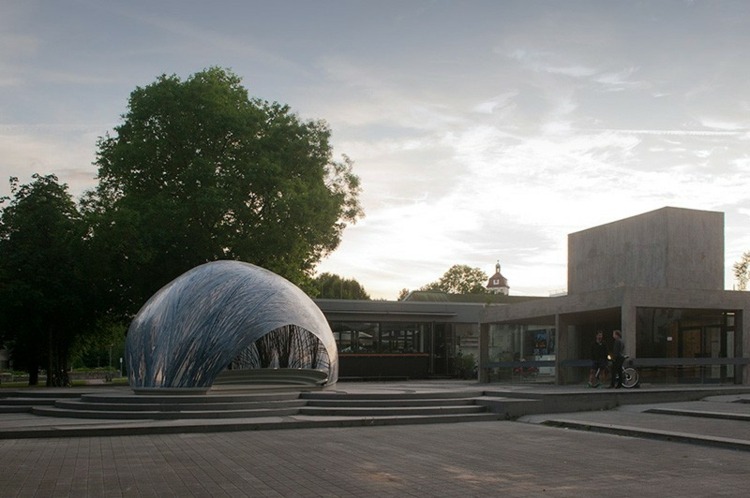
left=520, top=393, right=750, bottom=452
left=2, top=380, right=750, bottom=441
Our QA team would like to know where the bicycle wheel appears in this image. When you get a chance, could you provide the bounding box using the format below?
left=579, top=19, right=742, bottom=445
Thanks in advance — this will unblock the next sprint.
left=622, top=367, right=639, bottom=388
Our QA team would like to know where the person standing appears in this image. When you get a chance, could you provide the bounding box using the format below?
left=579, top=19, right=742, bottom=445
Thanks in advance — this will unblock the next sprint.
left=609, top=330, right=625, bottom=388
left=589, top=330, right=608, bottom=387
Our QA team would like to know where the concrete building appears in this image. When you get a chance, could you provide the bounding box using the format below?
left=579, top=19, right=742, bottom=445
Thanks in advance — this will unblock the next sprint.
left=480, top=206, right=750, bottom=385
left=315, top=298, right=486, bottom=379
left=317, top=207, right=750, bottom=385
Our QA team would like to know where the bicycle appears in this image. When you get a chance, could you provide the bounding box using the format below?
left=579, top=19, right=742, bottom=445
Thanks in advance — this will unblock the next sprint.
left=609, top=354, right=639, bottom=388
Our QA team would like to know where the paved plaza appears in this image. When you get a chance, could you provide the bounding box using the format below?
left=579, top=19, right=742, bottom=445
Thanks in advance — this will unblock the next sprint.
left=1, top=419, right=749, bottom=497
left=1, top=382, right=750, bottom=497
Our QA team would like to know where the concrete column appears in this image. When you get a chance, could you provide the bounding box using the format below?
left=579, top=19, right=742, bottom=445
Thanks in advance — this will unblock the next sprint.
left=620, top=298, right=637, bottom=357
left=478, top=323, right=490, bottom=383
left=554, top=314, right=566, bottom=385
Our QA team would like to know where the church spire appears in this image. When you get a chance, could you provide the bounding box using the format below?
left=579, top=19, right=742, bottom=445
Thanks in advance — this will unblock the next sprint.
left=487, top=260, right=509, bottom=295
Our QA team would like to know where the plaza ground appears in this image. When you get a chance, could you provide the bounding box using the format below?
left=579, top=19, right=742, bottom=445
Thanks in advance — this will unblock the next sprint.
left=1, top=381, right=749, bottom=497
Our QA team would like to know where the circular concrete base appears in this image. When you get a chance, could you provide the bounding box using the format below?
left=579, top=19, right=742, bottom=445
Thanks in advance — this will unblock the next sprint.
left=132, top=387, right=210, bottom=395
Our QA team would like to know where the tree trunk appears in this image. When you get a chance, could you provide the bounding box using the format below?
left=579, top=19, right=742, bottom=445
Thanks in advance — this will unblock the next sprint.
left=45, top=324, right=70, bottom=387
left=28, top=362, right=39, bottom=386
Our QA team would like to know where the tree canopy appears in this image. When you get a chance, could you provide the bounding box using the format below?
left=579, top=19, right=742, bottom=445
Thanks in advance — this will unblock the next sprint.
left=84, top=67, right=363, bottom=314
left=419, top=264, right=489, bottom=295
left=733, top=251, right=750, bottom=290
left=1, top=67, right=363, bottom=384
left=313, top=272, right=371, bottom=300
left=0, top=175, right=97, bottom=385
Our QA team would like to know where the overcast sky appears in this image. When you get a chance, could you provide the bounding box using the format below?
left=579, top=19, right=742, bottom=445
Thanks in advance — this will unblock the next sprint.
left=2, top=0, right=750, bottom=299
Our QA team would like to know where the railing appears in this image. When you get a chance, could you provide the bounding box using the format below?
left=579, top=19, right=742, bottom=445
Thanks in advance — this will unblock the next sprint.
left=484, top=360, right=556, bottom=383
left=560, top=357, right=750, bottom=383
left=483, top=357, right=750, bottom=383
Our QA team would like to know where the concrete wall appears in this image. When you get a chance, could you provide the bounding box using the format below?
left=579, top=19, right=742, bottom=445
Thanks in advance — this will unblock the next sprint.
left=568, top=207, right=724, bottom=294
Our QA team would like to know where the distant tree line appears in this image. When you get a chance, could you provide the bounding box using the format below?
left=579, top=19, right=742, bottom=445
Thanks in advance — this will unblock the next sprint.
left=0, top=67, right=364, bottom=386
left=398, top=264, right=489, bottom=300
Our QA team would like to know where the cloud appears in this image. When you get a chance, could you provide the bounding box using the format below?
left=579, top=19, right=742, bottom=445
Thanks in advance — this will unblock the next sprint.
left=506, top=48, right=598, bottom=79
left=593, top=67, right=645, bottom=91
left=0, top=33, right=39, bottom=87
left=4, top=0, right=750, bottom=300
left=0, top=126, right=98, bottom=198
left=699, top=118, right=748, bottom=132
left=473, top=92, right=518, bottom=115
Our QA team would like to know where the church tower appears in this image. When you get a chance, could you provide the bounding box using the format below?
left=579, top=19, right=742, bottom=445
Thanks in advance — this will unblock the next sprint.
left=486, top=260, right=509, bottom=295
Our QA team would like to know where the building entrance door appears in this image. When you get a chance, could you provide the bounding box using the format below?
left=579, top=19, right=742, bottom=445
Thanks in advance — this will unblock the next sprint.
left=677, top=325, right=727, bottom=383
left=428, top=323, right=455, bottom=376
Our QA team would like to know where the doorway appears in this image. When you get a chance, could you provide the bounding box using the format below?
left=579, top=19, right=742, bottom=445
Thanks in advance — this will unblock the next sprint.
left=677, top=324, right=730, bottom=383
left=428, top=323, right=455, bottom=376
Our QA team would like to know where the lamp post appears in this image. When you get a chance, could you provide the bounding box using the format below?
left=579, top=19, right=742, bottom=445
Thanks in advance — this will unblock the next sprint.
left=107, top=344, right=113, bottom=382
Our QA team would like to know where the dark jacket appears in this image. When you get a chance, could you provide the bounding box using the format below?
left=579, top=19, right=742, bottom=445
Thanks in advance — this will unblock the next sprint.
left=612, top=337, right=625, bottom=358
left=591, top=340, right=607, bottom=362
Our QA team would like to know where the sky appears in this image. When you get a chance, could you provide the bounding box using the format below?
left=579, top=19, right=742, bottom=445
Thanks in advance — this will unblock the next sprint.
left=2, top=0, right=750, bottom=300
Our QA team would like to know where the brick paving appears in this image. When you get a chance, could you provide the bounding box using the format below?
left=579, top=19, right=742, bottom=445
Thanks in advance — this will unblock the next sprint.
left=1, top=419, right=749, bottom=497
left=2, top=382, right=750, bottom=497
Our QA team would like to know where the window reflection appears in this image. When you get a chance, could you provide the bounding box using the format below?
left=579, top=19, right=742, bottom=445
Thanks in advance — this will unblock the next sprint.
left=331, top=321, right=426, bottom=354
left=332, top=322, right=379, bottom=353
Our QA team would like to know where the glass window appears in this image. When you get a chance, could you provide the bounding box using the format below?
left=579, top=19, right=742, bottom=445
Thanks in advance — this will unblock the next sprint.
left=329, top=321, right=427, bottom=354
left=380, top=323, right=425, bottom=353
left=635, top=307, right=738, bottom=384
left=330, top=322, right=379, bottom=353
left=635, top=307, right=734, bottom=358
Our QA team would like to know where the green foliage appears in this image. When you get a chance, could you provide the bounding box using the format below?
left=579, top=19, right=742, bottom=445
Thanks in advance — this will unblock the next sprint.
left=420, top=264, right=489, bottom=294
left=733, top=251, right=750, bottom=291
left=83, top=67, right=362, bottom=314
left=0, top=67, right=363, bottom=381
left=0, top=174, right=97, bottom=385
left=69, top=319, right=127, bottom=370
left=456, top=352, right=477, bottom=379
left=313, top=272, right=370, bottom=299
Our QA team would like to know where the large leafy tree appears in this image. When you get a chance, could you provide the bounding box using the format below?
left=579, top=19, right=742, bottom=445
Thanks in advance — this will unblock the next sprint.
left=84, top=67, right=362, bottom=314
left=0, top=175, right=96, bottom=385
left=421, top=264, right=489, bottom=294
left=313, top=272, right=371, bottom=300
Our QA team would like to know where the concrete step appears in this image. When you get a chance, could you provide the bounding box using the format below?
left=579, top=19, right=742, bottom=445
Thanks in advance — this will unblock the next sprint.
left=305, top=397, right=479, bottom=408
left=53, top=398, right=307, bottom=412
left=5, top=387, right=497, bottom=432
left=0, top=397, right=58, bottom=406
left=301, top=390, right=486, bottom=401
left=31, top=405, right=303, bottom=420
left=538, top=418, right=750, bottom=453
left=0, top=390, right=86, bottom=399
left=0, top=406, right=33, bottom=414
left=0, top=412, right=502, bottom=439
left=644, top=406, right=750, bottom=421
left=79, top=392, right=301, bottom=404
left=299, top=405, right=487, bottom=417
